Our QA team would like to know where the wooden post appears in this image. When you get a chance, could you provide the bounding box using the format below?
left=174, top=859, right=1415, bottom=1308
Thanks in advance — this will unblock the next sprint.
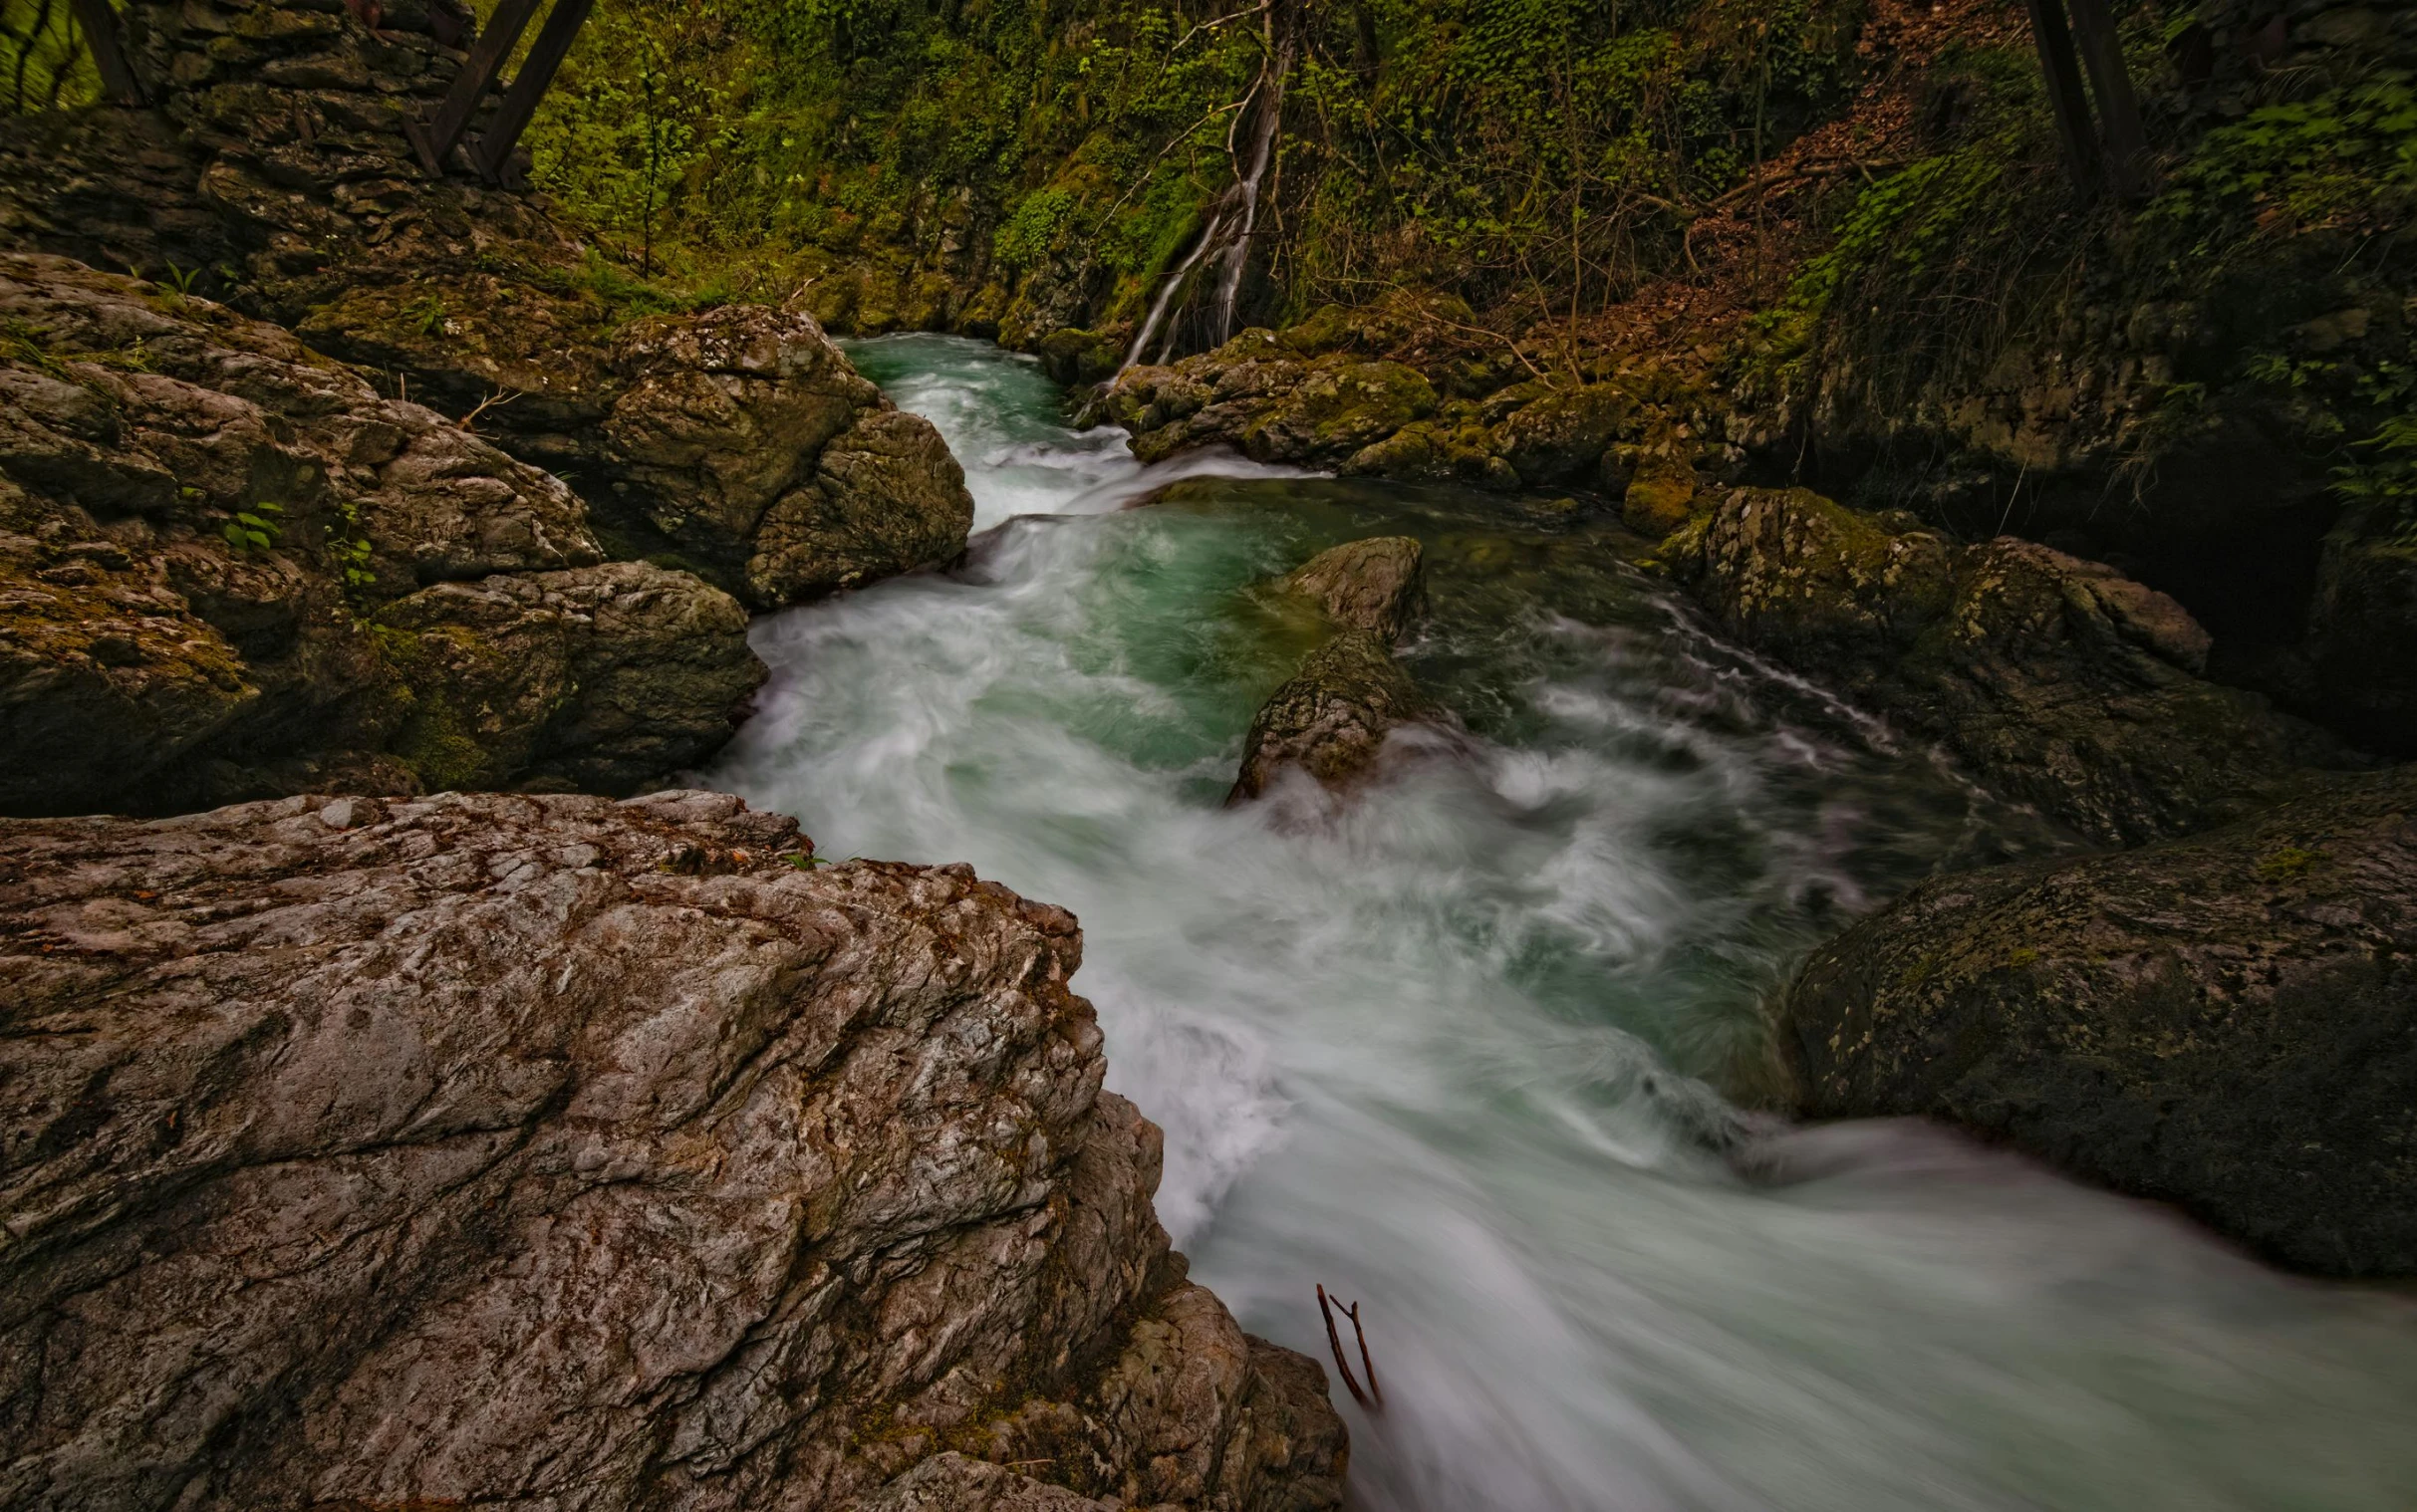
left=2065, top=0, right=2152, bottom=199
left=406, top=0, right=547, bottom=174
left=470, top=0, right=593, bottom=185
left=2024, top=0, right=2099, bottom=196
left=67, top=0, right=143, bottom=106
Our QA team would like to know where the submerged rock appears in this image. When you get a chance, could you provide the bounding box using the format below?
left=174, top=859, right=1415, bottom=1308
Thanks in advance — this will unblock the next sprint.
left=0, top=253, right=760, bottom=816
left=1230, top=631, right=1440, bottom=803
left=1782, top=765, right=2417, bottom=1277
left=1661, top=487, right=2344, bottom=846
left=1281, top=535, right=1428, bottom=644
left=0, top=790, right=1345, bottom=1509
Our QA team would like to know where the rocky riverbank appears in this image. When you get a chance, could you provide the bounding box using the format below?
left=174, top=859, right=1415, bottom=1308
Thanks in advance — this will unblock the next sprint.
left=0, top=0, right=985, bottom=817
left=0, top=789, right=1345, bottom=1509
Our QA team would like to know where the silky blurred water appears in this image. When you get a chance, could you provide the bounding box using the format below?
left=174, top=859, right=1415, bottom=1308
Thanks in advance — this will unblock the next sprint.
left=705, top=334, right=2417, bottom=1512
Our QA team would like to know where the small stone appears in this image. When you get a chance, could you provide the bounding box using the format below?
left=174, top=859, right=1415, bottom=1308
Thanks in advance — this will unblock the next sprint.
left=317, top=796, right=378, bottom=830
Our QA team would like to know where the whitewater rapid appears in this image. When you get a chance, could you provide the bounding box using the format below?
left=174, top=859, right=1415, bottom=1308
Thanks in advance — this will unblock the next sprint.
left=705, top=335, right=2417, bottom=1512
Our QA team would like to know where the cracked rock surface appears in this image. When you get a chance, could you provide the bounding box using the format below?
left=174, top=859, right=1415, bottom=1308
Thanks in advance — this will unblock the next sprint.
left=0, top=253, right=761, bottom=816
left=0, top=789, right=1344, bottom=1510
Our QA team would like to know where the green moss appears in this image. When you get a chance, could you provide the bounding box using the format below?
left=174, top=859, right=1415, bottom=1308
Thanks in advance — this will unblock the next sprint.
left=2256, top=845, right=2324, bottom=882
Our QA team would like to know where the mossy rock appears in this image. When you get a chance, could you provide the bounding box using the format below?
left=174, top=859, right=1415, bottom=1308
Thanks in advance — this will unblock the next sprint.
left=1785, top=765, right=2417, bottom=1277
left=1621, top=462, right=1700, bottom=537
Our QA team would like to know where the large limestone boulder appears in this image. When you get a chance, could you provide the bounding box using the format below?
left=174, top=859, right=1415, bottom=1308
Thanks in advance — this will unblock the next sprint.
left=1229, top=631, right=1441, bottom=803
left=0, top=789, right=1345, bottom=1509
left=1781, top=765, right=2417, bottom=1277
left=1661, top=487, right=2344, bottom=846
left=1280, top=536, right=1428, bottom=644
left=0, top=252, right=759, bottom=815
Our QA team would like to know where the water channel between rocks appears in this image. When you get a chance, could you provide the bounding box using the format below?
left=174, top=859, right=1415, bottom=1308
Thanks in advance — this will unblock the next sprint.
left=703, top=334, right=2417, bottom=1512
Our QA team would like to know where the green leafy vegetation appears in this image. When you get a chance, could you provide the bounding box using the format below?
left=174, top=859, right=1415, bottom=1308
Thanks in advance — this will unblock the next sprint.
left=1, top=0, right=101, bottom=114
left=220, top=503, right=284, bottom=555
left=515, top=0, right=1865, bottom=325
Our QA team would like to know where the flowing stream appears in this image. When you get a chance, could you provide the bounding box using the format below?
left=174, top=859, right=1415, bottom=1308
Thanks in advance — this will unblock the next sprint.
left=706, top=335, right=2417, bottom=1512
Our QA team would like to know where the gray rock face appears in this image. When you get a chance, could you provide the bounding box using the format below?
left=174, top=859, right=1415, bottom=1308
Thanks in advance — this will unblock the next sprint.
left=1661, top=487, right=2343, bottom=846
left=1229, top=632, right=1440, bottom=804
left=0, top=790, right=1344, bottom=1509
left=1782, top=765, right=2417, bottom=1277
left=848, top=1454, right=1114, bottom=1512
left=1280, top=537, right=1427, bottom=644
left=0, top=252, right=762, bottom=816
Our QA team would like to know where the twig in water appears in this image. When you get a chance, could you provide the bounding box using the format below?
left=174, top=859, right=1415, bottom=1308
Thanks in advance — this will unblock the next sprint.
left=1315, top=1283, right=1383, bottom=1411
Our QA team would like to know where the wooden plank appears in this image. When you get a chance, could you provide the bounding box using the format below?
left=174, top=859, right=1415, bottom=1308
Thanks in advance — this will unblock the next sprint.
left=470, top=0, right=594, bottom=185
left=2065, top=0, right=2152, bottom=199
left=2024, top=0, right=2099, bottom=196
left=406, top=0, right=546, bottom=174
left=67, top=0, right=143, bottom=106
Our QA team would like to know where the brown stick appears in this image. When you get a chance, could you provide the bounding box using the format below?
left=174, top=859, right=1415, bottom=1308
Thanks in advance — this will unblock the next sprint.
left=1315, top=1284, right=1382, bottom=1411
left=456, top=387, right=520, bottom=433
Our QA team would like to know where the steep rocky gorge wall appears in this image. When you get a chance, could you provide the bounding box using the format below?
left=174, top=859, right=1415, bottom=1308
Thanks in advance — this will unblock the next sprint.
left=0, top=790, right=1344, bottom=1509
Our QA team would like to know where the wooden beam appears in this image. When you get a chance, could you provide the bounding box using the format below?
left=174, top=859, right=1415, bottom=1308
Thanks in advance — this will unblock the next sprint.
left=471, top=0, right=594, bottom=186
left=406, top=0, right=546, bottom=174
left=67, top=0, right=143, bottom=106
left=2024, top=0, right=2100, bottom=197
left=2065, top=0, right=2152, bottom=199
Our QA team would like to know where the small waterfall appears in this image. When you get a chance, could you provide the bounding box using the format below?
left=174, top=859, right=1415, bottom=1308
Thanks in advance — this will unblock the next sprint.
left=1120, top=209, right=1227, bottom=374
left=1208, top=37, right=1292, bottom=348
left=1116, top=24, right=1295, bottom=376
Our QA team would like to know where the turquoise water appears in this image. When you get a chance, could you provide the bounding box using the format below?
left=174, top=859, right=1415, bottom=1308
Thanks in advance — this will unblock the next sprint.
left=706, top=334, right=2417, bottom=1512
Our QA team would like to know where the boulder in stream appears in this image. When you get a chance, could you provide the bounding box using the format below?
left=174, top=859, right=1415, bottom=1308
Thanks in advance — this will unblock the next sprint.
left=1280, top=535, right=1428, bottom=644
left=1229, top=630, right=1441, bottom=804
left=0, top=789, right=1345, bottom=1509
left=1782, top=765, right=2417, bottom=1277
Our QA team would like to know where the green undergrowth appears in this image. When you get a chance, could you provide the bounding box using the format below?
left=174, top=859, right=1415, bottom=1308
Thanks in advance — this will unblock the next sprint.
left=513, top=0, right=1869, bottom=329
left=1, top=0, right=102, bottom=115
left=1744, top=31, right=2091, bottom=430
left=2131, top=71, right=2417, bottom=535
